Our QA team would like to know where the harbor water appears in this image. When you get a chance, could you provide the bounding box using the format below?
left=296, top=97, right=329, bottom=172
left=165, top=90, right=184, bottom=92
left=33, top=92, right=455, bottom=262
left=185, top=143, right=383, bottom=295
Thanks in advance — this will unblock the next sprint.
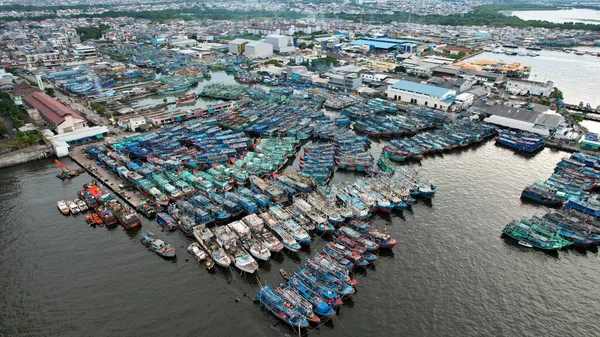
left=466, top=50, right=600, bottom=106
left=133, top=71, right=240, bottom=110
left=501, top=8, right=600, bottom=25
left=2, top=142, right=600, bottom=336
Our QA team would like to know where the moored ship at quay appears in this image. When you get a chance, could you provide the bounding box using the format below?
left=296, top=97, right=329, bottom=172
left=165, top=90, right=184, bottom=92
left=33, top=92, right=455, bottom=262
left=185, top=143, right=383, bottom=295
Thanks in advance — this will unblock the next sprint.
left=58, top=181, right=143, bottom=230
left=66, top=89, right=529, bottom=332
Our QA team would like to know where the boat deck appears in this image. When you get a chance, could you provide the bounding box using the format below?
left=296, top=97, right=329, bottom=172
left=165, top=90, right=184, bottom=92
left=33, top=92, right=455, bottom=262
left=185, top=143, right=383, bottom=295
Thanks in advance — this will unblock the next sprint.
left=70, top=145, right=145, bottom=209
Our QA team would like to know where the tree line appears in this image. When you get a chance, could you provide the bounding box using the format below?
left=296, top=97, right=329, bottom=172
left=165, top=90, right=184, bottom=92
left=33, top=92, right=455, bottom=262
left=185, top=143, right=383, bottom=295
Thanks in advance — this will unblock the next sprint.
left=2, top=4, right=600, bottom=32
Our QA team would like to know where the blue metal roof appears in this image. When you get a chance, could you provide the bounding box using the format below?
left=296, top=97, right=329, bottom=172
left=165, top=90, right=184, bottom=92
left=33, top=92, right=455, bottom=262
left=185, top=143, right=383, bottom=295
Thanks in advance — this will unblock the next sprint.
left=391, top=81, right=454, bottom=98
left=349, top=39, right=399, bottom=49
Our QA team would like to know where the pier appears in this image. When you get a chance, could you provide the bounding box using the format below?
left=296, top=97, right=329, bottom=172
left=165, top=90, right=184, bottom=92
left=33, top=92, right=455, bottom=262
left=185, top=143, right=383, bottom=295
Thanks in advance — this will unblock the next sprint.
left=565, top=103, right=600, bottom=114
left=546, top=139, right=582, bottom=153
left=580, top=113, right=600, bottom=122
left=69, top=145, right=146, bottom=209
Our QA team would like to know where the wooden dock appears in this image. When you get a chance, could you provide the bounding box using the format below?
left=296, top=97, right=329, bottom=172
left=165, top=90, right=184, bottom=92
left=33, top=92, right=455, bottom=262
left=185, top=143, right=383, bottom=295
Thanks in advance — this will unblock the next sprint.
left=545, top=139, right=600, bottom=155
left=565, top=103, right=599, bottom=113
left=69, top=145, right=146, bottom=209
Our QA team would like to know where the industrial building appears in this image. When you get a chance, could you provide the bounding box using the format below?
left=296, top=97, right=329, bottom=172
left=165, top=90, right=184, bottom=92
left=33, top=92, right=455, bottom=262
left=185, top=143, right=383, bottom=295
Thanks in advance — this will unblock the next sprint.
left=169, top=38, right=199, bottom=48
left=286, top=65, right=317, bottom=82
left=227, top=39, right=273, bottom=58
left=72, top=44, right=98, bottom=61
left=244, top=41, right=273, bottom=58
left=265, top=34, right=295, bottom=53
left=348, top=37, right=420, bottom=53
left=42, top=126, right=109, bottom=157
left=402, top=60, right=438, bottom=77
left=245, top=25, right=294, bottom=36
left=22, top=92, right=86, bottom=134
left=505, top=78, right=554, bottom=97
left=323, top=72, right=361, bottom=91
left=228, top=38, right=253, bottom=55
left=387, top=80, right=456, bottom=111
left=453, top=93, right=475, bottom=111
left=476, top=105, right=564, bottom=136
left=323, top=65, right=366, bottom=91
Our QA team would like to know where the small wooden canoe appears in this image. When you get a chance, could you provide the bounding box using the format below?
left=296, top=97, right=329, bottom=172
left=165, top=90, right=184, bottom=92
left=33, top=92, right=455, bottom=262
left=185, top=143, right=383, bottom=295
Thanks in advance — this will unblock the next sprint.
left=279, top=268, right=290, bottom=281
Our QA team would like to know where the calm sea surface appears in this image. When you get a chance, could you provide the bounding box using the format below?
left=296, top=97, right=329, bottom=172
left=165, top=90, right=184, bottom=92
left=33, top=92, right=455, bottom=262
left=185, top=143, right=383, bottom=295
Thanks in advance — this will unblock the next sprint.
left=2, top=140, right=599, bottom=337
left=466, top=50, right=600, bottom=106
left=501, top=8, right=600, bottom=24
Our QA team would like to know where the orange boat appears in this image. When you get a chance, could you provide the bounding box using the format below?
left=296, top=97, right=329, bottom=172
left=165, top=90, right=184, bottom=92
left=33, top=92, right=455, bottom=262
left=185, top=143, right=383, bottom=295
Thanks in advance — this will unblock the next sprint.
left=86, top=184, right=113, bottom=204
left=86, top=213, right=103, bottom=226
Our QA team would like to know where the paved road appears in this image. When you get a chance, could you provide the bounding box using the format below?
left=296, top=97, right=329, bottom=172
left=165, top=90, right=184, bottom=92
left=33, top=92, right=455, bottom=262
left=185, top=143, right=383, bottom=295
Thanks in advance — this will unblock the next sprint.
left=20, top=71, right=122, bottom=134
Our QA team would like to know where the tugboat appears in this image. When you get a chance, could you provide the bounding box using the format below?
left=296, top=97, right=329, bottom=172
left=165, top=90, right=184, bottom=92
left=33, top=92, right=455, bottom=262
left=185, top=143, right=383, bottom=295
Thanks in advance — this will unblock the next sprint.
left=78, top=189, right=99, bottom=209
left=139, top=231, right=177, bottom=258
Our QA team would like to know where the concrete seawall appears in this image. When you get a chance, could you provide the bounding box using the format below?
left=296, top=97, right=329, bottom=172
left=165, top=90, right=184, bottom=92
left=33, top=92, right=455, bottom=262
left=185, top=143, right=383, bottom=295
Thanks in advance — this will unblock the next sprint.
left=0, top=145, right=53, bottom=169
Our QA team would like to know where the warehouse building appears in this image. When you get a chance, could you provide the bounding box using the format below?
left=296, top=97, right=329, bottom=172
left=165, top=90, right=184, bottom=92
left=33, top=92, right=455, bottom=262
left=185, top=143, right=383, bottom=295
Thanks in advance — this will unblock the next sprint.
left=475, top=104, right=564, bottom=136
left=505, top=78, right=554, bottom=97
left=244, top=41, right=273, bottom=58
left=23, top=92, right=86, bottom=134
left=228, top=38, right=253, bottom=55
left=348, top=37, right=420, bottom=53
left=265, top=34, right=295, bottom=53
left=387, top=80, right=456, bottom=111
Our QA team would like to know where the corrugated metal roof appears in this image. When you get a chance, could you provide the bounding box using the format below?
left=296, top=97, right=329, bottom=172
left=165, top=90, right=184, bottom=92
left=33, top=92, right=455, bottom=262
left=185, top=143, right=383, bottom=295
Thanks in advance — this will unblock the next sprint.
left=348, top=39, right=398, bottom=49
left=391, top=80, right=454, bottom=98
left=51, top=126, right=110, bottom=143
left=359, top=37, right=419, bottom=45
left=23, top=91, right=83, bottom=125
left=483, top=115, right=549, bottom=136
left=534, top=114, right=563, bottom=128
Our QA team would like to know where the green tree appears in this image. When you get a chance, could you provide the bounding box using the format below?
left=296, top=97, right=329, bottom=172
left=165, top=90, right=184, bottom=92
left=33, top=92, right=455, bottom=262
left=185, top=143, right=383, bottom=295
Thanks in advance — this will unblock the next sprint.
left=0, top=123, right=9, bottom=137
left=394, top=65, right=406, bottom=73
left=45, top=88, right=55, bottom=97
left=265, top=60, right=282, bottom=67
left=553, top=87, right=564, bottom=100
